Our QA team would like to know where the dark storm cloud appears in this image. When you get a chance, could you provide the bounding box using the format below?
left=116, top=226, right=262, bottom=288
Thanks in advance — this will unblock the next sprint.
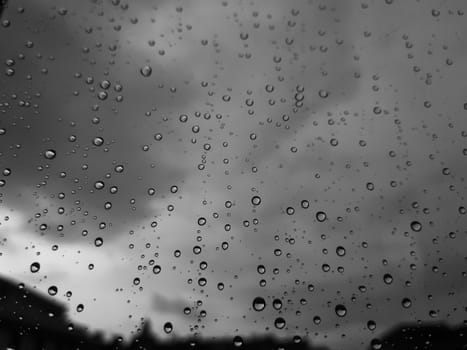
left=0, top=0, right=199, bottom=243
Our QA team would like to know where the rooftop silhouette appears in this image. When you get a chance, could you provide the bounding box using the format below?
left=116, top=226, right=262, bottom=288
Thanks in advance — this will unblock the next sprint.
left=366, top=322, right=467, bottom=350
left=0, top=275, right=326, bottom=349
left=1, top=275, right=466, bottom=349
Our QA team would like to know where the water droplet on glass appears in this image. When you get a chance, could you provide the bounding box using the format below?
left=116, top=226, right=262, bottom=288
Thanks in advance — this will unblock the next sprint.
left=163, top=322, right=173, bottom=334
left=94, top=237, right=104, bottom=247
left=274, top=317, right=286, bottom=329
left=251, top=195, right=261, bottom=206
left=383, top=273, right=393, bottom=284
left=401, top=298, right=412, bottom=308
left=198, top=217, right=206, bottom=226
left=93, top=137, right=104, bottom=146
left=252, top=297, right=266, bottom=311
left=336, top=246, right=346, bottom=257
left=335, top=304, right=347, bottom=317
left=286, top=207, right=295, bottom=215
left=410, top=221, right=422, bottom=232
left=115, top=165, right=124, bottom=173
left=272, top=299, right=282, bottom=310
left=30, top=262, right=40, bottom=273
left=370, top=338, right=382, bottom=350
left=367, top=320, right=376, bottom=331
left=48, top=286, right=58, bottom=296
left=44, top=150, right=56, bottom=160
left=316, top=211, right=327, bottom=222
left=94, top=181, right=105, bottom=190
left=233, top=335, right=243, bottom=347
left=140, top=65, right=152, bottom=77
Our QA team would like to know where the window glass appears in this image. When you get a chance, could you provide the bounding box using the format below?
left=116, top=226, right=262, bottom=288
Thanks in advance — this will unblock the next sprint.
left=0, top=1, right=466, bottom=349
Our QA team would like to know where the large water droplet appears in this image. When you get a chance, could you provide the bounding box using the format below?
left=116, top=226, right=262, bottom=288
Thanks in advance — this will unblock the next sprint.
left=163, top=322, right=173, bottom=334
left=410, top=221, right=422, bottom=232
left=274, top=317, right=286, bottom=329
left=233, top=335, right=243, bottom=347
left=401, top=297, right=412, bottom=308
left=251, top=195, right=261, bottom=206
left=272, top=299, right=282, bottom=310
left=30, top=262, right=40, bottom=273
left=93, top=137, right=104, bottom=146
left=335, top=304, right=347, bottom=317
left=48, top=286, right=58, bottom=296
left=316, top=211, right=327, bottom=222
left=383, top=273, right=393, bottom=284
left=336, top=246, right=346, bottom=257
left=94, top=237, right=104, bottom=247
left=252, top=297, right=266, bottom=311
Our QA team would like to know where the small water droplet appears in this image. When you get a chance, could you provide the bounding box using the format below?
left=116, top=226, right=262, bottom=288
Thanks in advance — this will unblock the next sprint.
left=140, top=65, right=152, bottom=77
left=44, top=150, right=56, bottom=160
left=286, top=207, right=295, bottom=215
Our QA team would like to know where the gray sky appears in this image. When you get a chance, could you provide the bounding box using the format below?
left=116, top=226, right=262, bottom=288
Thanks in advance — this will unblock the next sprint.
left=0, top=0, right=466, bottom=349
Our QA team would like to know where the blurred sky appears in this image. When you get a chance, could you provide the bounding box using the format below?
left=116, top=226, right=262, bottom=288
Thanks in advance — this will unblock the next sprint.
left=0, top=0, right=467, bottom=349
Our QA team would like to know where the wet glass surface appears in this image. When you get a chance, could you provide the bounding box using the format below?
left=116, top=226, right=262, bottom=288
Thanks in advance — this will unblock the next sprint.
left=0, top=0, right=466, bottom=349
